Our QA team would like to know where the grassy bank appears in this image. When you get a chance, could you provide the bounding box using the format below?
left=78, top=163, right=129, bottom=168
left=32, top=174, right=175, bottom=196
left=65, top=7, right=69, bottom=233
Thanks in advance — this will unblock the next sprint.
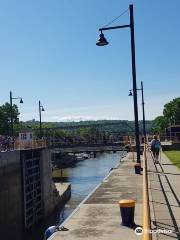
left=164, top=151, right=180, bottom=169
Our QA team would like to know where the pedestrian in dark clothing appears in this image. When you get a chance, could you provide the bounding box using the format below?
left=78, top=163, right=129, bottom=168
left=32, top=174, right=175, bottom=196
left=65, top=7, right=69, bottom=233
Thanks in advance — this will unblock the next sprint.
left=150, top=135, right=161, bottom=163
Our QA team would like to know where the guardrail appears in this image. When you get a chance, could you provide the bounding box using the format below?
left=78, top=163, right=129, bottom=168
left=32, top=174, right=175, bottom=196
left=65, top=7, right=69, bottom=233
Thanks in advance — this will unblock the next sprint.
left=14, top=140, right=47, bottom=150
left=142, top=144, right=152, bottom=240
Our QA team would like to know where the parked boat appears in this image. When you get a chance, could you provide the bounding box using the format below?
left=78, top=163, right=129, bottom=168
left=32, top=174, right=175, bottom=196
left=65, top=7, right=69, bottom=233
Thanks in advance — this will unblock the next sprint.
left=76, top=153, right=90, bottom=161
left=52, top=152, right=77, bottom=168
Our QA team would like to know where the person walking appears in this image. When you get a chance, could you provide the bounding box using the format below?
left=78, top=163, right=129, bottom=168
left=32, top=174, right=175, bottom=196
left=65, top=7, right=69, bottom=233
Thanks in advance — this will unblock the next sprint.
left=150, top=135, right=161, bottom=163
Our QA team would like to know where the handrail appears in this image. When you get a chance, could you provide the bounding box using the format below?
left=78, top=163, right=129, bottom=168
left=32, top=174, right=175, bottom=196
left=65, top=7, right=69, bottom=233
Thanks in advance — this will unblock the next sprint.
left=142, top=143, right=152, bottom=240
left=14, top=139, right=47, bottom=150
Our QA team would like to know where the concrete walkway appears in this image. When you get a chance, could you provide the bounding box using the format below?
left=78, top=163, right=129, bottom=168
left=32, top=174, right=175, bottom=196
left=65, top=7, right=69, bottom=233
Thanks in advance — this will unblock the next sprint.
left=49, top=153, right=143, bottom=240
left=49, top=150, right=180, bottom=240
left=147, top=150, right=180, bottom=240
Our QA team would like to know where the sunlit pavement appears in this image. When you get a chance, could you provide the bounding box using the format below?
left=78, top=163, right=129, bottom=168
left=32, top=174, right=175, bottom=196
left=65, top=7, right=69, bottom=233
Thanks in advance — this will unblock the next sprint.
left=50, top=152, right=143, bottom=240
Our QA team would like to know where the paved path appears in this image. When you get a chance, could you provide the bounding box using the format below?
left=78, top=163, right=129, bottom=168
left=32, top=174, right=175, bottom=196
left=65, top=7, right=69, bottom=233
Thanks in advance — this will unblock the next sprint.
left=49, top=149, right=180, bottom=240
left=49, top=153, right=143, bottom=240
left=147, top=150, right=180, bottom=240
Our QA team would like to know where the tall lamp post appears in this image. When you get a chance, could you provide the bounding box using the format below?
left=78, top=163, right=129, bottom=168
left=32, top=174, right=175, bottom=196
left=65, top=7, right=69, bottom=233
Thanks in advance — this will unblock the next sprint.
left=10, top=91, right=23, bottom=137
left=39, top=100, right=45, bottom=138
left=129, top=81, right=146, bottom=141
left=96, top=4, right=141, bottom=164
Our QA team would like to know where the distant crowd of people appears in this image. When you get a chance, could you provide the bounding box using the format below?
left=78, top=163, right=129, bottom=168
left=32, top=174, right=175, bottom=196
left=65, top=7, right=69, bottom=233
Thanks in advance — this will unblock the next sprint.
left=0, top=135, right=15, bottom=151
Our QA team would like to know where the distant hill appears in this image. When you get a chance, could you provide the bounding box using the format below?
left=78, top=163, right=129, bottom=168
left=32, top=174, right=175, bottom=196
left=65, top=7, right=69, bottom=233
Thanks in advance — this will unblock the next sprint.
left=24, top=120, right=153, bottom=135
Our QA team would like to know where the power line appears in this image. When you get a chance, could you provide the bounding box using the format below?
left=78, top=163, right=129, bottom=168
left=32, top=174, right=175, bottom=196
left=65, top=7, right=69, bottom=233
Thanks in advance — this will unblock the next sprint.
left=102, top=8, right=129, bottom=28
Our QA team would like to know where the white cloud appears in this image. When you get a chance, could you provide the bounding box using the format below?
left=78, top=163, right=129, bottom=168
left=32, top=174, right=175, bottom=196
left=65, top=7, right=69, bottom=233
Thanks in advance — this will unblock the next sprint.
left=19, top=95, right=173, bottom=122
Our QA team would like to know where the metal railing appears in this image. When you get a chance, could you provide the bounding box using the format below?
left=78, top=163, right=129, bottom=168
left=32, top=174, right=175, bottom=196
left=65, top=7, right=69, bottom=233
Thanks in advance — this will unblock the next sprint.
left=147, top=135, right=180, bottom=143
left=142, top=144, right=152, bottom=240
left=125, top=135, right=176, bottom=145
left=14, top=139, right=47, bottom=150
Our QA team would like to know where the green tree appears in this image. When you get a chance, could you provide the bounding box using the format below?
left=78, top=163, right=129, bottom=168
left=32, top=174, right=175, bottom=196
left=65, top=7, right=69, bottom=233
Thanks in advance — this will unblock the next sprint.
left=163, top=97, right=180, bottom=125
left=152, top=116, right=168, bottom=134
left=0, top=102, right=20, bottom=135
left=152, top=97, right=180, bottom=134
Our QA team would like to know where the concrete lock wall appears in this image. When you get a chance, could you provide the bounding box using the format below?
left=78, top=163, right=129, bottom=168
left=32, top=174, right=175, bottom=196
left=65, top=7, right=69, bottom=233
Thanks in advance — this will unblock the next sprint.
left=40, top=149, right=71, bottom=217
left=40, top=148, right=58, bottom=217
left=0, top=150, right=23, bottom=240
left=0, top=148, right=68, bottom=240
left=20, top=149, right=43, bottom=230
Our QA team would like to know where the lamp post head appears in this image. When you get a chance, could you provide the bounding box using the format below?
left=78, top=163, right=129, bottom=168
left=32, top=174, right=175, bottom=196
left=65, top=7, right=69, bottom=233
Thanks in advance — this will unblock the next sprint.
left=128, top=90, right=133, bottom=96
left=96, top=32, right=109, bottom=46
left=20, top=98, right=23, bottom=103
left=41, top=107, right=45, bottom=112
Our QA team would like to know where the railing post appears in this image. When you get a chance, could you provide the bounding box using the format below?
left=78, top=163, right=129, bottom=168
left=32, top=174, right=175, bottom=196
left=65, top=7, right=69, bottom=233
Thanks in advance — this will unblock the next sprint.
left=142, top=143, right=152, bottom=240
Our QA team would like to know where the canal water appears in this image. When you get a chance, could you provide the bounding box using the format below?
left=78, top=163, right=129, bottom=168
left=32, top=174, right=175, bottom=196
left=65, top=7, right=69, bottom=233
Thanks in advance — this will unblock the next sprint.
left=28, top=151, right=126, bottom=240
left=58, top=151, right=126, bottom=223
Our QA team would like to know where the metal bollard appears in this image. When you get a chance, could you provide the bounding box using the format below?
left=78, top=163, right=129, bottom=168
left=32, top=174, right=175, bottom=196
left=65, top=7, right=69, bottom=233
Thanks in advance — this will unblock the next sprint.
left=119, top=199, right=135, bottom=228
left=134, top=163, right=141, bottom=174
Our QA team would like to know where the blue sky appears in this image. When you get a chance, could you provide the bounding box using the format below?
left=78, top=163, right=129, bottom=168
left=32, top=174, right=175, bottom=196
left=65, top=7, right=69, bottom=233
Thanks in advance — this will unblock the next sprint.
left=0, top=0, right=179, bottom=121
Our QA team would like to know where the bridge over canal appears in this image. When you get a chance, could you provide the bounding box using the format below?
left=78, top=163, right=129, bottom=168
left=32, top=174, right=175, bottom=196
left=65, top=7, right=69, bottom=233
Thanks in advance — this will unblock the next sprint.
left=52, top=145, right=125, bottom=154
left=51, top=142, right=126, bottom=154
left=51, top=139, right=172, bottom=154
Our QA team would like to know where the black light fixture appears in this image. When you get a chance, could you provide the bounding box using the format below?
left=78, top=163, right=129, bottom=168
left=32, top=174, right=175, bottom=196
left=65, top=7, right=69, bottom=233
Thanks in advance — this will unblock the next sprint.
left=39, top=100, right=45, bottom=138
left=128, top=90, right=133, bottom=96
left=96, top=31, right=109, bottom=46
left=128, top=81, right=146, bottom=140
left=10, top=91, right=24, bottom=136
left=96, top=4, right=141, bottom=168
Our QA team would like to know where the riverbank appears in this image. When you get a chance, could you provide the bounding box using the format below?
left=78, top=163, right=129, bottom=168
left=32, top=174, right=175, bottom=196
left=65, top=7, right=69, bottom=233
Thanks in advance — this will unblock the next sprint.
left=49, top=152, right=143, bottom=240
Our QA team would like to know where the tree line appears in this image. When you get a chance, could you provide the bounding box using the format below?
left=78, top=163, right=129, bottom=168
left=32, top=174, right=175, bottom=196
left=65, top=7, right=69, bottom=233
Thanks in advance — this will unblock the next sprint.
left=152, top=97, right=180, bottom=134
left=2, top=98, right=179, bottom=139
